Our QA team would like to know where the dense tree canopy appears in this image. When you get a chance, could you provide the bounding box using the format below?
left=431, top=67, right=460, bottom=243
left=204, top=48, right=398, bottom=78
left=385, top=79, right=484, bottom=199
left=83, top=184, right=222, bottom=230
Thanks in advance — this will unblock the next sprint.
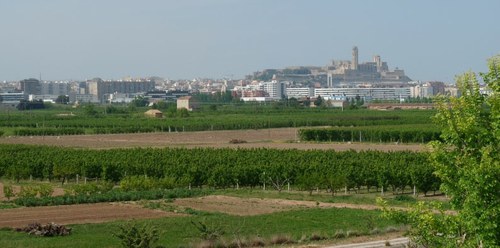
left=381, top=56, right=500, bottom=247
left=430, top=56, right=500, bottom=247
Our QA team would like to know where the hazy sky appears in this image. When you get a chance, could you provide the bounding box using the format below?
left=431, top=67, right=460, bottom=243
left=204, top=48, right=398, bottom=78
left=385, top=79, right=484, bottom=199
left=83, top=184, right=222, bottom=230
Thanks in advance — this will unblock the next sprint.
left=1, top=0, right=499, bottom=82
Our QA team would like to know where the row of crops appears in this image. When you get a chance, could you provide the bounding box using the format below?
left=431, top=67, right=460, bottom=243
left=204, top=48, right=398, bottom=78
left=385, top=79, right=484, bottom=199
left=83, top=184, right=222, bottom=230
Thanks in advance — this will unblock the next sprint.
left=0, top=109, right=435, bottom=135
left=0, top=145, right=440, bottom=196
left=299, top=125, right=441, bottom=143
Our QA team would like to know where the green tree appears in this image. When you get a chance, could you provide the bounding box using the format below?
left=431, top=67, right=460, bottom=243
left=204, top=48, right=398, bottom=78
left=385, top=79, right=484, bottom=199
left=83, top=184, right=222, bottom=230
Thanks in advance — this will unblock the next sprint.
left=297, top=171, right=321, bottom=195
left=130, top=96, right=149, bottom=107
left=7, top=161, right=30, bottom=183
left=286, top=97, right=300, bottom=108
left=83, top=104, right=99, bottom=117
left=322, top=170, right=346, bottom=196
left=314, top=96, right=324, bottom=107
left=55, top=95, right=69, bottom=104
left=431, top=57, right=499, bottom=246
left=177, top=108, right=190, bottom=118
left=381, top=56, right=500, bottom=247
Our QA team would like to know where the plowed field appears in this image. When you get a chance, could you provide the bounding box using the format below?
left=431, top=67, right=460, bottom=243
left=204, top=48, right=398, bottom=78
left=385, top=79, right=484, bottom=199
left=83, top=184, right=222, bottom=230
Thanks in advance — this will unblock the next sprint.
left=0, top=202, right=182, bottom=228
left=0, top=128, right=426, bottom=151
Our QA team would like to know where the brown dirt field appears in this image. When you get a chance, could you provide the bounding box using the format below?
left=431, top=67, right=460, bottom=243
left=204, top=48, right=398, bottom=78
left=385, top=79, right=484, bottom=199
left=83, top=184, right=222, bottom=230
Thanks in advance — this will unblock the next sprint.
left=0, top=128, right=426, bottom=151
left=173, top=195, right=383, bottom=216
left=0, top=194, right=383, bottom=229
left=0, top=202, right=183, bottom=228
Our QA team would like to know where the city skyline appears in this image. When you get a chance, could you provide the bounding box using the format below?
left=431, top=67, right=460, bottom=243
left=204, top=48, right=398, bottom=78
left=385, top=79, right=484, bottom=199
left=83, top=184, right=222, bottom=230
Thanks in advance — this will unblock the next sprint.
left=0, top=0, right=499, bottom=82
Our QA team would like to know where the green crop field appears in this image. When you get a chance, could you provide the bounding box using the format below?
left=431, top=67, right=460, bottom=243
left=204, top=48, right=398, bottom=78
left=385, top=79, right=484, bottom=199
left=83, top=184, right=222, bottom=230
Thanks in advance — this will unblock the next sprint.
left=0, top=104, right=436, bottom=136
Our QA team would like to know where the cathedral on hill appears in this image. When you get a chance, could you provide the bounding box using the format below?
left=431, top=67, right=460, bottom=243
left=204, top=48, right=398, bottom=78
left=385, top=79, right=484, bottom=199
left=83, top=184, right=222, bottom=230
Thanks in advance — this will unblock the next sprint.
left=326, top=46, right=411, bottom=87
left=250, top=46, right=411, bottom=88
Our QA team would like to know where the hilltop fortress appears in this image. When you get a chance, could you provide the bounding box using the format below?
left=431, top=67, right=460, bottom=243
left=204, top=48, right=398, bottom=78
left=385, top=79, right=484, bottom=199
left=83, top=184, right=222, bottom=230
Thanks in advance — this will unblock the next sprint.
left=327, top=46, right=411, bottom=87
left=251, top=46, right=412, bottom=87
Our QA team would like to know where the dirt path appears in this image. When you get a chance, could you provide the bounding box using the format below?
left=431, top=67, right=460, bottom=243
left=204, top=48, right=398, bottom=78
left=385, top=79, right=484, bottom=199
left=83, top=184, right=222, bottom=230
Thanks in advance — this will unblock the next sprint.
left=324, top=237, right=409, bottom=248
left=0, top=128, right=427, bottom=151
left=0, top=202, right=182, bottom=228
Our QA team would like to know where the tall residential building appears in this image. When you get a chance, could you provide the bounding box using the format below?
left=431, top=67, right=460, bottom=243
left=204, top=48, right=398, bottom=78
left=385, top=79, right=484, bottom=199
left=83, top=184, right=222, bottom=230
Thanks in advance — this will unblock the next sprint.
left=87, top=78, right=155, bottom=102
left=19, top=78, right=41, bottom=95
left=352, top=46, right=358, bottom=70
left=41, top=82, right=70, bottom=96
left=259, top=80, right=286, bottom=99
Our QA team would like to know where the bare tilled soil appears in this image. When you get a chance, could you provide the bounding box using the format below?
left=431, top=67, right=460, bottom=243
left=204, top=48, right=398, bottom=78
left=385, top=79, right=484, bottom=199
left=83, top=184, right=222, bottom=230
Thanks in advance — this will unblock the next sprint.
left=0, top=195, right=381, bottom=228
left=173, top=195, right=382, bottom=216
left=0, top=128, right=426, bottom=151
left=0, top=202, right=182, bottom=228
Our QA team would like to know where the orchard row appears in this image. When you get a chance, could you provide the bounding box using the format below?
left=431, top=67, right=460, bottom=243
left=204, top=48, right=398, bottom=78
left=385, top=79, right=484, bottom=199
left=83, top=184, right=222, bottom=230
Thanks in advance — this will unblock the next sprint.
left=0, top=145, right=440, bottom=195
left=299, top=125, right=441, bottom=143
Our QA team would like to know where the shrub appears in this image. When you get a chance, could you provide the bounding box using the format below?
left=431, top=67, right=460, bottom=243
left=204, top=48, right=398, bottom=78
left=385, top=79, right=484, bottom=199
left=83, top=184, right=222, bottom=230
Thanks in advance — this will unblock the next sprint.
left=113, top=222, right=163, bottom=248
left=346, top=230, right=361, bottom=238
left=370, top=228, right=382, bottom=235
left=120, top=176, right=156, bottom=191
left=191, top=220, right=225, bottom=241
left=158, top=177, right=177, bottom=189
left=228, top=139, right=247, bottom=144
left=37, top=184, right=54, bottom=197
left=333, top=230, right=346, bottom=239
left=3, top=184, right=15, bottom=200
left=13, top=188, right=211, bottom=207
left=18, top=186, right=38, bottom=198
left=68, top=182, right=114, bottom=196
left=384, top=226, right=399, bottom=233
left=309, top=232, right=327, bottom=241
left=248, top=237, right=265, bottom=247
left=227, top=238, right=247, bottom=248
left=269, top=234, right=295, bottom=245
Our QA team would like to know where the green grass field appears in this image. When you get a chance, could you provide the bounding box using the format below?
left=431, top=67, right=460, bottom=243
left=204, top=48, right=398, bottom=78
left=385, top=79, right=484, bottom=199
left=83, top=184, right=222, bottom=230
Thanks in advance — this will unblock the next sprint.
left=217, top=188, right=448, bottom=208
left=0, top=207, right=400, bottom=248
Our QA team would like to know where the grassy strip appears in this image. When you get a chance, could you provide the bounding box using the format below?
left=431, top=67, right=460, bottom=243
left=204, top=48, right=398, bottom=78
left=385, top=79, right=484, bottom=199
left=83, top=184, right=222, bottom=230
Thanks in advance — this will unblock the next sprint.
left=216, top=189, right=451, bottom=209
left=12, top=188, right=213, bottom=207
left=0, top=202, right=18, bottom=209
left=0, top=207, right=401, bottom=248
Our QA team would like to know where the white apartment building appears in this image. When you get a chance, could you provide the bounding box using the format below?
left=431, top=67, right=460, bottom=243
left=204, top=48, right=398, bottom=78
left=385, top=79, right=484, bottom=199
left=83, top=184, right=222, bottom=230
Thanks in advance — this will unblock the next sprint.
left=314, top=87, right=411, bottom=101
left=286, top=88, right=314, bottom=99
left=258, top=80, right=286, bottom=99
left=410, top=83, right=433, bottom=98
left=0, top=92, right=25, bottom=104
